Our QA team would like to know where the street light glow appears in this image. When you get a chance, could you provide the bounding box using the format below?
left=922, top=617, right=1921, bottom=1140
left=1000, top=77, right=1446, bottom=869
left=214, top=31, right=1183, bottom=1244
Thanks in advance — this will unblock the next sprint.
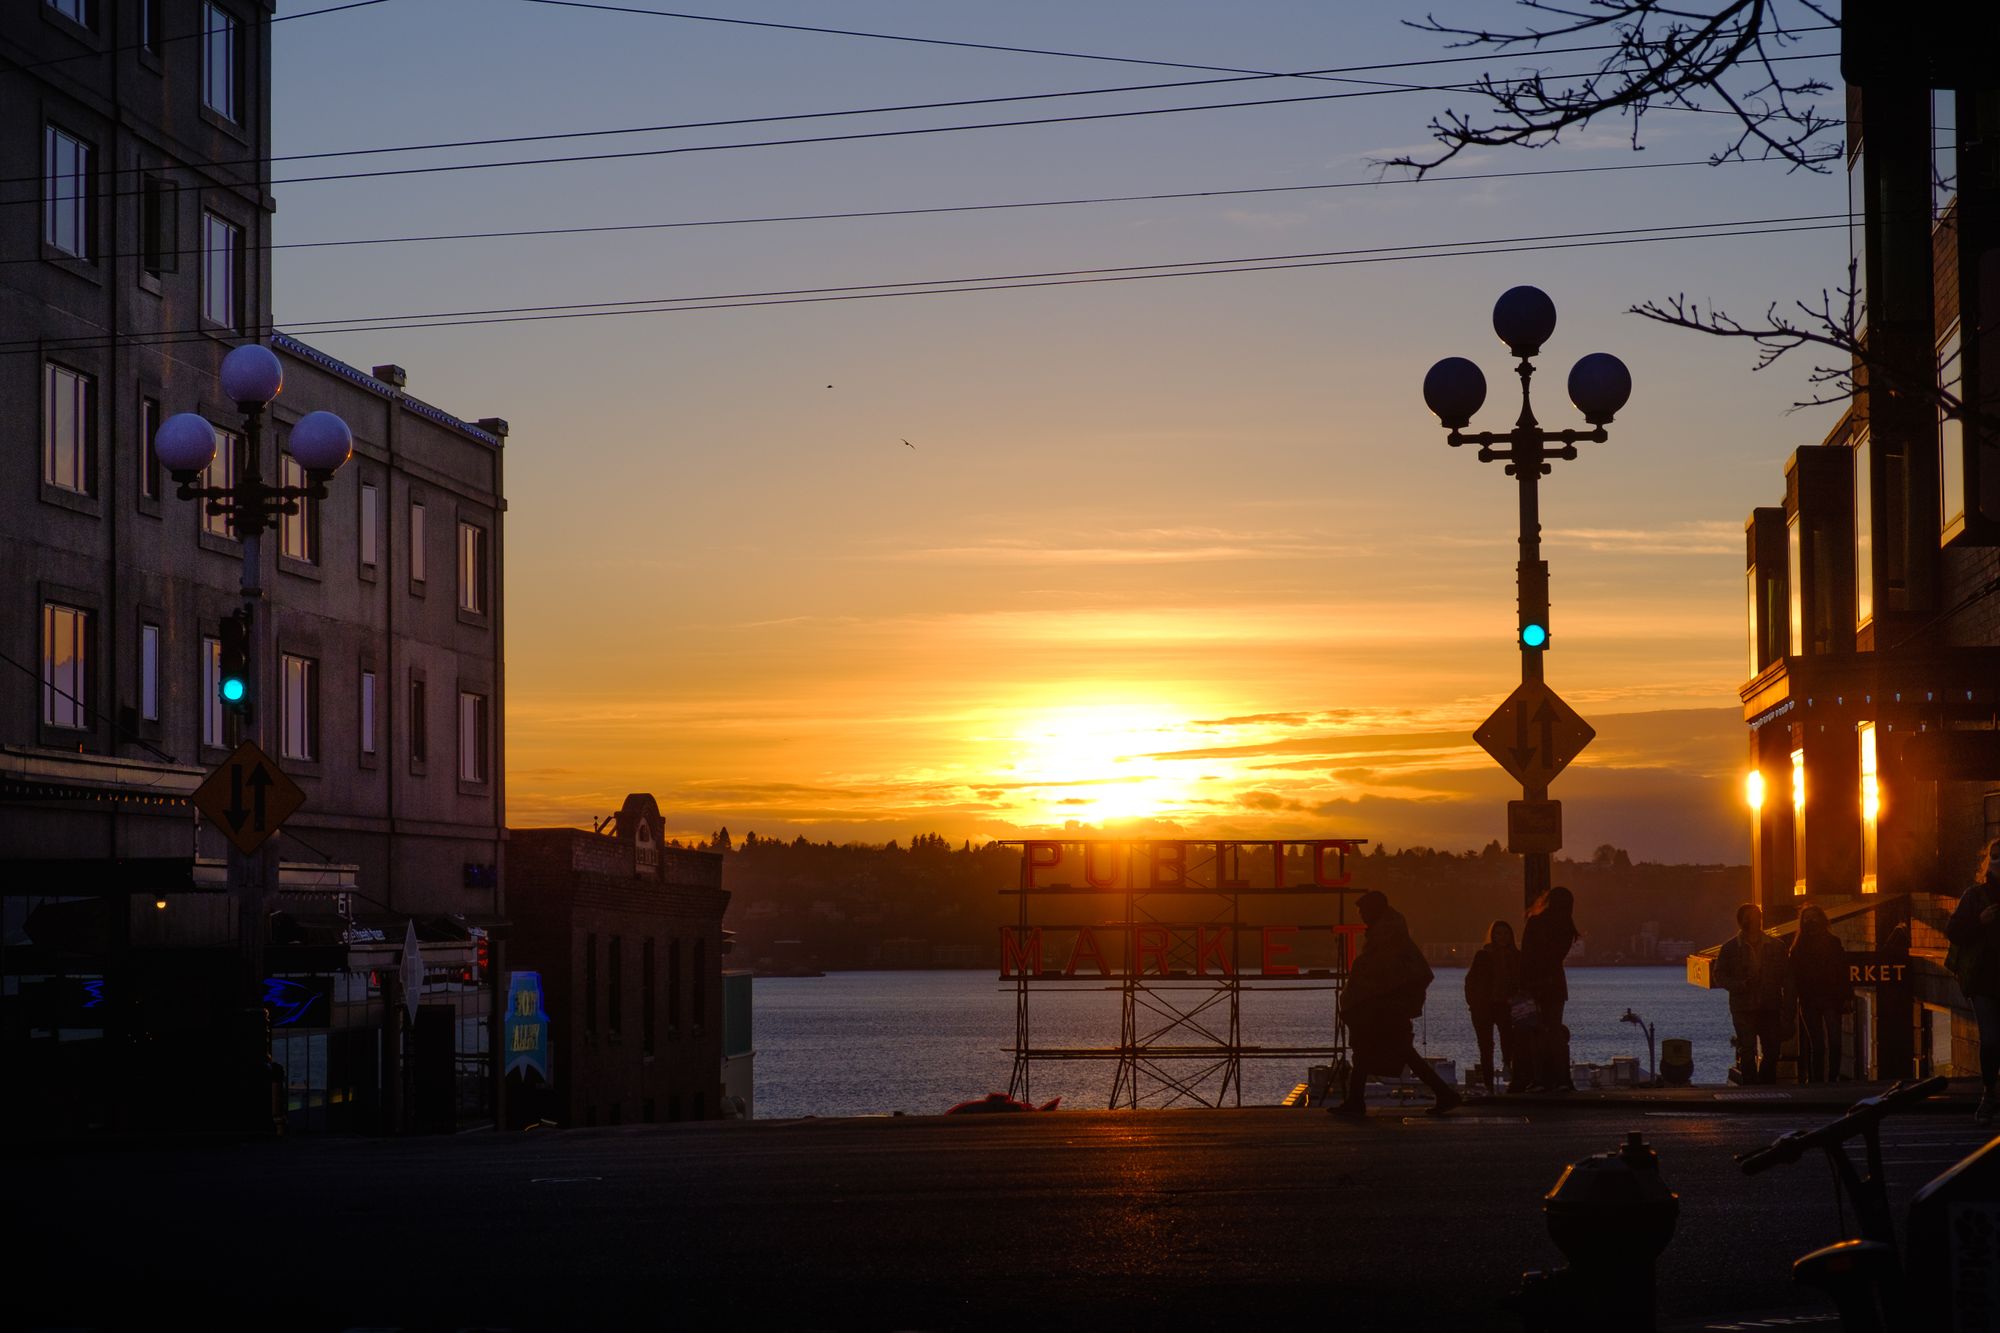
left=1745, top=770, right=1764, bottom=810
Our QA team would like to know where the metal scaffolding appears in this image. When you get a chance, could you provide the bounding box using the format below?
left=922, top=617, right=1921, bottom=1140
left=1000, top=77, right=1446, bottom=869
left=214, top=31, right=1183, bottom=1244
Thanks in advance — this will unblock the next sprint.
left=999, top=839, right=1365, bottom=1109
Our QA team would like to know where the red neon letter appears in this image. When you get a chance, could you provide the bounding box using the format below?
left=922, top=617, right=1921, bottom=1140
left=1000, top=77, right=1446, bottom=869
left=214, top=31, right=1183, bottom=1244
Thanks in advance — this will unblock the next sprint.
left=1084, top=842, right=1121, bottom=889
left=1065, top=927, right=1108, bottom=976
left=1330, top=923, right=1366, bottom=969
left=1000, top=927, right=1043, bottom=978
left=1149, top=841, right=1187, bottom=889
left=1313, top=841, right=1355, bottom=888
left=1261, top=925, right=1299, bottom=976
left=1135, top=925, right=1171, bottom=976
left=1195, top=927, right=1234, bottom=976
left=1026, top=841, right=1062, bottom=888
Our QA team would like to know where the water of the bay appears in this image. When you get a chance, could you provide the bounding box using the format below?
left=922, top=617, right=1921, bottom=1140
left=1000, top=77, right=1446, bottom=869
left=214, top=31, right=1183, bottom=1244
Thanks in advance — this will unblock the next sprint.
left=753, top=966, right=1736, bottom=1119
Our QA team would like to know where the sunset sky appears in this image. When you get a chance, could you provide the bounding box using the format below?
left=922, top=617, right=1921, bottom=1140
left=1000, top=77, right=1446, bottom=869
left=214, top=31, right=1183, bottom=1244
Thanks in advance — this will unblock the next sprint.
left=271, top=2, right=1852, bottom=862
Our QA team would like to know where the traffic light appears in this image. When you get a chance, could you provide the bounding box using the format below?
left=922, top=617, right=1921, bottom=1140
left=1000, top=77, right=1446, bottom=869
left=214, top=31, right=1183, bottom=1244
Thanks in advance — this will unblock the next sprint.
left=1521, top=622, right=1549, bottom=649
left=218, top=610, right=250, bottom=709
left=474, top=929, right=491, bottom=984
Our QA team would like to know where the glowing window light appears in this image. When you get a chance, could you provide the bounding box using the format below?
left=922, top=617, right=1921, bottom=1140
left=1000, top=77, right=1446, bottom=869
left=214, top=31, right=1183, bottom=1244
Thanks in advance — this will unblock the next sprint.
left=1791, top=748, right=1807, bottom=895
left=1859, top=723, right=1879, bottom=893
left=1745, top=770, right=1765, bottom=810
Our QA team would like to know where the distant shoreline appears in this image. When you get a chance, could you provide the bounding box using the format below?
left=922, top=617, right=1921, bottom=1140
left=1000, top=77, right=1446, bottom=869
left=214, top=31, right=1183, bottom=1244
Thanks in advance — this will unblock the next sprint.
left=756, top=959, right=1695, bottom=977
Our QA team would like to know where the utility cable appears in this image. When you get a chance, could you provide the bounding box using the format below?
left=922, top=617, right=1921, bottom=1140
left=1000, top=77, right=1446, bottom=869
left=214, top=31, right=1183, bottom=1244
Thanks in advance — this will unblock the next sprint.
left=0, top=0, right=392, bottom=78
left=2, top=216, right=1851, bottom=356
left=0, top=154, right=1795, bottom=269
left=0, top=646, right=179, bottom=766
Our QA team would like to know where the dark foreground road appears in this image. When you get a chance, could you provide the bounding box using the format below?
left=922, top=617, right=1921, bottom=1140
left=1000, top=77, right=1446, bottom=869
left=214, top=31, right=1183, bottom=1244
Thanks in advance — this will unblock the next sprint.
left=14, top=1104, right=1989, bottom=1331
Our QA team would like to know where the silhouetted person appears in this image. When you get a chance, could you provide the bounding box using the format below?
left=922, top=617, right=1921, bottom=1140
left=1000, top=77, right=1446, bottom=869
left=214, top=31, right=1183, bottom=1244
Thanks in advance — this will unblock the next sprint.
left=1516, top=886, right=1579, bottom=1093
left=1945, top=837, right=2000, bottom=1127
left=1330, top=890, right=1460, bottom=1117
left=1716, top=902, right=1789, bottom=1084
left=1464, top=919, right=1521, bottom=1094
left=1789, top=904, right=1851, bottom=1083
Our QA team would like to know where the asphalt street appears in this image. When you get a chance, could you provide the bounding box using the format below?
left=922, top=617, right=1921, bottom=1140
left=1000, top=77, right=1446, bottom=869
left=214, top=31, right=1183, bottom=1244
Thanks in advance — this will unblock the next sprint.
left=15, top=1103, right=1991, bottom=1331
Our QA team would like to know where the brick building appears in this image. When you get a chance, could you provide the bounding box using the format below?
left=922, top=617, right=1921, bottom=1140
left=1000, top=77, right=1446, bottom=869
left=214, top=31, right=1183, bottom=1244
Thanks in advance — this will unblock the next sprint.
left=1696, top=70, right=1998, bottom=1081
left=508, top=795, right=730, bottom=1125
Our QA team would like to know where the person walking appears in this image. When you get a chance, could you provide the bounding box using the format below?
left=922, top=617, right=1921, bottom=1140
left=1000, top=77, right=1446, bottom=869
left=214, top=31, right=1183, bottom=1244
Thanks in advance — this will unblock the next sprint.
left=1515, top=886, right=1579, bottom=1093
left=1464, top=920, right=1521, bottom=1094
left=1789, top=905, right=1851, bottom=1083
left=1945, top=837, right=2000, bottom=1127
left=1716, top=903, right=1789, bottom=1084
left=1330, top=890, right=1461, bottom=1117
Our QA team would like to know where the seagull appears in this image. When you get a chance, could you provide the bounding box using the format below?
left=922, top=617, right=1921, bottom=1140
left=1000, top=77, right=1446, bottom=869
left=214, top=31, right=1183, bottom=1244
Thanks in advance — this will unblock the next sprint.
left=902, top=439, right=915, bottom=449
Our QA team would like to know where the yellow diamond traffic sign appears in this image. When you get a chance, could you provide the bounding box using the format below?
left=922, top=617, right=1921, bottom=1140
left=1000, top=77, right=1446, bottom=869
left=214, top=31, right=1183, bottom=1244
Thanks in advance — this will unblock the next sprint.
left=191, top=740, right=305, bottom=856
left=1474, top=683, right=1595, bottom=790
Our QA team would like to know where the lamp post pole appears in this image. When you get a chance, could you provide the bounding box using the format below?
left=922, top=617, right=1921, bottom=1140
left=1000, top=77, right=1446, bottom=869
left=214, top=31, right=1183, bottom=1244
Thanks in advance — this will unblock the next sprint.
left=1423, top=287, right=1632, bottom=912
left=154, top=343, right=353, bottom=1126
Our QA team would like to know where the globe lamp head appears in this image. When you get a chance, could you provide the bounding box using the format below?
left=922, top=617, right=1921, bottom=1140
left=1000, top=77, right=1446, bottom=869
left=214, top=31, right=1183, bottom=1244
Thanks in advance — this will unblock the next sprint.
left=289, top=411, right=353, bottom=474
left=1422, top=356, right=1487, bottom=429
left=1568, top=352, right=1633, bottom=424
left=153, top=412, right=218, bottom=475
left=1492, top=285, right=1558, bottom=358
left=219, top=343, right=284, bottom=406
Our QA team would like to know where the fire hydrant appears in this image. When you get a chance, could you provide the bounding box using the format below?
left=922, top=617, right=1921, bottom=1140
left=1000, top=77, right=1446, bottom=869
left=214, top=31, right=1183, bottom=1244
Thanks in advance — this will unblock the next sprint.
left=1510, top=1131, right=1680, bottom=1331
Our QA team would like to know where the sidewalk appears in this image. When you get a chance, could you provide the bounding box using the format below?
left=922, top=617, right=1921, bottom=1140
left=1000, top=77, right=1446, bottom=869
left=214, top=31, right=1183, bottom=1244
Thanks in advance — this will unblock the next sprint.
left=1430, top=1077, right=1984, bottom=1114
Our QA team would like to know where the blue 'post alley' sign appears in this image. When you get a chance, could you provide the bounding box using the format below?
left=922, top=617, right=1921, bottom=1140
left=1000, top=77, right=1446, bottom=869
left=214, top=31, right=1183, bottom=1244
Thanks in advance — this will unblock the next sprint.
left=504, top=971, right=552, bottom=1083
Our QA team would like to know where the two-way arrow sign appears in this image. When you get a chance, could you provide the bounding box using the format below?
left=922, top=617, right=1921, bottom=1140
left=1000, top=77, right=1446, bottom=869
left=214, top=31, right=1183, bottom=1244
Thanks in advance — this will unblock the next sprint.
left=1474, top=683, right=1595, bottom=790
left=191, top=740, right=306, bottom=855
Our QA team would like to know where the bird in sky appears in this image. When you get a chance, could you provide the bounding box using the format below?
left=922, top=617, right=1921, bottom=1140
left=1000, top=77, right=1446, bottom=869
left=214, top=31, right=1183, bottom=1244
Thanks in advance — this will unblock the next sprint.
left=902, top=439, right=916, bottom=449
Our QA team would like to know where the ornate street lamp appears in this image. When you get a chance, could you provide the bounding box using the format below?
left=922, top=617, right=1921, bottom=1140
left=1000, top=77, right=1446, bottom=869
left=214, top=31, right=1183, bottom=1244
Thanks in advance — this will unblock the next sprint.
left=1423, top=288, right=1632, bottom=909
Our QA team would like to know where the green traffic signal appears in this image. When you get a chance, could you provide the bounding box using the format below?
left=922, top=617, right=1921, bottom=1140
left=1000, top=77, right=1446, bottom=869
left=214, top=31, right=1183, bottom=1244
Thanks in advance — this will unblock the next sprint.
left=219, top=611, right=250, bottom=710
left=1522, top=623, right=1549, bottom=648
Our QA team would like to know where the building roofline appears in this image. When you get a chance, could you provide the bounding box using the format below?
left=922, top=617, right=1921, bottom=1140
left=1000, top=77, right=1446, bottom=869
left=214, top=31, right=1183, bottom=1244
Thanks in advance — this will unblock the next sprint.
left=272, top=333, right=504, bottom=450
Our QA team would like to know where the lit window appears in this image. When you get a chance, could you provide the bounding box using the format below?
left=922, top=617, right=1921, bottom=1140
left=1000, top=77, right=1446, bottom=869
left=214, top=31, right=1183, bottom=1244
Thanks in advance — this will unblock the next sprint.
left=1859, top=723, right=1879, bottom=894
left=458, top=690, right=489, bottom=783
left=279, top=453, right=316, bottom=562
left=1791, top=747, right=1807, bottom=895
left=410, top=502, right=426, bottom=582
left=1745, top=567, right=1758, bottom=677
left=361, top=670, right=377, bottom=755
left=282, top=654, right=318, bottom=761
left=43, top=125, right=91, bottom=259
left=43, top=363, right=91, bottom=494
left=1940, top=322, right=1964, bottom=534
left=202, top=636, right=224, bottom=747
left=1854, top=432, right=1873, bottom=626
left=202, top=4, right=238, bottom=121
left=360, top=483, right=378, bottom=567
left=202, top=428, right=240, bottom=537
left=42, top=603, right=89, bottom=729
left=458, top=522, right=487, bottom=614
left=201, top=212, right=239, bottom=328
left=1786, top=514, right=1803, bottom=655
left=141, top=623, right=161, bottom=722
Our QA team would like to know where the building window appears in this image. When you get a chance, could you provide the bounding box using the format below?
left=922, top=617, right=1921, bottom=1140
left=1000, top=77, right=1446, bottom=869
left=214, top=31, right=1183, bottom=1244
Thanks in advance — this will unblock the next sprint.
left=43, top=363, right=92, bottom=494
left=1939, top=321, right=1964, bottom=534
left=42, top=603, right=89, bottom=730
left=410, top=502, right=426, bottom=582
left=202, top=213, right=240, bottom=328
left=44, top=125, right=91, bottom=259
left=608, top=936, right=623, bottom=1036
left=1786, top=514, right=1803, bottom=655
left=202, top=3, right=238, bottom=121
left=141, top=176, right=177, bottom=275
left=1854, top=432, right=1873, bottom=627
left=1790, top=747, right=1807, bottom=896
left=1933, top=90, right=1957, bottom=221
left=202, top=428, right=240, bottom=537
left=140, top=396, right=161, bottom=499
left=279, top=454, right=317, bottom=562
left=281, top=653, right=318, bottom=761
left=409, top=677, right=427, bottom=765
left=458, top=690, right=489, bottom=783
left=202, top=636, right=224, bottom=747
left=642, top=939, right=656, bottom=1056
left=360, top=670, right=377, bottom=755
left=139, top=0, right=162, bottom=52
left=1858, top=723, right=1879, bottom=895
left=359, top=484, right=378, bottom=568
left=1744, top=567, right=1758, bottom=678
left=457, top=522, right=487, bottom=615
left=585, top=933, right=598, bottom=1035
left=667, top=938, right=681, bottom=1031
left=140, top=623, right=161, bottom=722
left=47, top=0, right=93, bottom=27
left=692, top=939, right=707, bottom=1028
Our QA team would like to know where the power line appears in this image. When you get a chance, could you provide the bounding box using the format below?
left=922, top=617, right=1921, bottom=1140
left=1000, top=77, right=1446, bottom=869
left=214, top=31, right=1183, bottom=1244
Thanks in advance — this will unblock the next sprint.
left=4, top=214, right=1850, bottom=356
left=0, top=50, right=1841, bottom=208
left=1, top=0, right=392, bottom=77
left=0, top=154, right=1792, bottom=268
left=517, top=1, right=1836, bottom=81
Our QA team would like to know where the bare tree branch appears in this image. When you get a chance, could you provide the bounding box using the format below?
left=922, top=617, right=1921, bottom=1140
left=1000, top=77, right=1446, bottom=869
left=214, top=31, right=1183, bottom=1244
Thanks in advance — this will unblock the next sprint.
left=1382, top=0, right=1842, bottom=176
